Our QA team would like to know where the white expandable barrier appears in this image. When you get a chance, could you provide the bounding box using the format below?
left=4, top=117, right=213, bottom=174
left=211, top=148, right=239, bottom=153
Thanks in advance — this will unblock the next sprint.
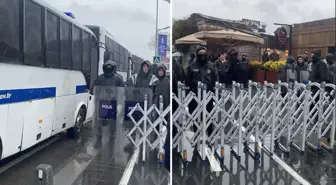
left=172, top=80, right=335, bottom=166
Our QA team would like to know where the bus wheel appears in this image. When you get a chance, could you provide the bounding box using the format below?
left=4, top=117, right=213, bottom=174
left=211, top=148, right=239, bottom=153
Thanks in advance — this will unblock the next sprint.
left=67, top=108, right=86, bottom=139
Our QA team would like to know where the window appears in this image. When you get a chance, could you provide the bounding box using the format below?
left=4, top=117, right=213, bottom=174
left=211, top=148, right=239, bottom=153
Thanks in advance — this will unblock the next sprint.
left=82, top=31, right=90, bottom=72
left=72, top=26, right=82, bottom=70
left=90, top=36, right=98, bottom=88
left=0, top=0, right=21, bottom=63
left=113, top=42, right=120, bottom=66
left=46, top=11, right=60, bottom=68
left=60, top=19, right=71, bottom=69
left=24, top=0, right=43, bottom=65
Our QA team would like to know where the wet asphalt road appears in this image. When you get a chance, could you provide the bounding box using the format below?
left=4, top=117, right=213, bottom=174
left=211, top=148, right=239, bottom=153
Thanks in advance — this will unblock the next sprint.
left=0, top=120, right=169, bottom=185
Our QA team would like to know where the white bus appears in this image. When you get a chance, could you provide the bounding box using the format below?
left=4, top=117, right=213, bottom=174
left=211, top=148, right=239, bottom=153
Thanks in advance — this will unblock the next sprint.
left=0, top=0, right=97, bottom=160
left=86, top=25, right=132, bottom=81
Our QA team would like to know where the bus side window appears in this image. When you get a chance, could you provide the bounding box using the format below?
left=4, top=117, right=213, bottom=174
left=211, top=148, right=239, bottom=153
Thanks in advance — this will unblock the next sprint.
left=24, top=0, right=43, bottom=66
left=46, top=10, right=61, bottom=68
left=72, top=25, right=83, bottom=70
left=60, top=19, right=71, bottom=69
left=0, top=0, right=22, bottom=64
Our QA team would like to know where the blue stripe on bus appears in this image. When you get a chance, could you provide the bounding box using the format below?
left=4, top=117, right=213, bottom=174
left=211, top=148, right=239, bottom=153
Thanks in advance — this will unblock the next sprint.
left=76, top=85, right=87, bottom=94
left=0, top=87, right=56, bottom=105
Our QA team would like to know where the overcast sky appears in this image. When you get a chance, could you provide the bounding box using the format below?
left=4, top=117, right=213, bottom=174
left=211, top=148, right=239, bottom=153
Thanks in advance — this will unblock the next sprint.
left=173, top=0, right=335, bottom=34
left=48, top=0, right=170, bottom=61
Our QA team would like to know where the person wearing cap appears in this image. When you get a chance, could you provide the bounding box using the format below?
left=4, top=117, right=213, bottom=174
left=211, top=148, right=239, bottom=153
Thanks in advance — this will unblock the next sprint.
left=90, top=60, right=125, bottom=93
left=186, top=46, right=218, bottom=135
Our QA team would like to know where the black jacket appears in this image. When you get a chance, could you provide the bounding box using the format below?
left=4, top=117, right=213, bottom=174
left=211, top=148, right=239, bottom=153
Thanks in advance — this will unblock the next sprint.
left=280, top=56, right=295, bottom=82
left=262, top=54, right=270, bottom=63
left=309, top=50, right=328, bottom=83
left=156, top=64, right=170, bottom=110
left=270, top=52, right=280, bottom=61
left=172, top=58, right=186, bottom=113
left=127, top=60, right=159, bottom=89
left=294, top=62, right=309, bottom=83
left=186, top=59, right=218, bottom=93
left=126, top=60, right=160, bottom=101
left=91, top=61, right=125, bottom=94
left=326, top=54, right=336, bottom=84
left=214, top=59, right=232, bottom=84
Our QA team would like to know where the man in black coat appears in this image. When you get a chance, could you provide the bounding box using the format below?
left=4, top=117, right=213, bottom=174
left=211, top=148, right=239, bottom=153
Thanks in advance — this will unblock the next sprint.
left=186, top=46, right=218, bottom=135
left=309, top=49, right=328, bottom=83
left=91, top=60, right=125, bottom=92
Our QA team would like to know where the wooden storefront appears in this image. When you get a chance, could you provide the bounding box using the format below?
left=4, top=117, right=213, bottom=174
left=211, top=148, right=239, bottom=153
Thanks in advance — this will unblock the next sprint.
left=292, top=18, right=336, bottom=57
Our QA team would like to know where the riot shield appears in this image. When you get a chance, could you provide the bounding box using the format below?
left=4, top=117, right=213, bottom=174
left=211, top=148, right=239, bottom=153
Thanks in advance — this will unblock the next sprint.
left=93, top=86, right=153, bottom=140
left=286, top=69, right=296, bottom=83
left=299, top=71, right=310, bottom=84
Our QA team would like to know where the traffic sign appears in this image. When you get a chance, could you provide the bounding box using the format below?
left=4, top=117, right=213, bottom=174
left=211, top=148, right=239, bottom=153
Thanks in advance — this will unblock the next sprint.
left=153, top=56, right=161, bottom=63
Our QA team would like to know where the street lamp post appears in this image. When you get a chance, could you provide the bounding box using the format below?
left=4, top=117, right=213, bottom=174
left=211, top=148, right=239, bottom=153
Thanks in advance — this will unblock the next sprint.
left=274, top=23, right=293, bottom=56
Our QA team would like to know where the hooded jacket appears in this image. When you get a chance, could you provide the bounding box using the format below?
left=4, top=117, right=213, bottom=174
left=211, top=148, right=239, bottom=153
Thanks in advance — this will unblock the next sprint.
left=156, top=64, right=170, bottom=110
left=127, top=60, right=159, bottom=92
left=280, top=56, right=295, bottom=82
left=186, top=47, right=218, bottom=93
left=309, top=50, right=328, bottom=83
left=90, top=60, right=125, bottom=94
left=294, top=56, right=309, bottom=83
left=326, top=53, right=336, bottom=84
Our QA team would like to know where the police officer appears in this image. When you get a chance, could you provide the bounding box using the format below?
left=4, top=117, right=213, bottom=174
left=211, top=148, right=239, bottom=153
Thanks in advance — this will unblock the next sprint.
left=155, top=64, right=170, bottom=171
left=91, top=60, right=125, bottom=92
left=91, top=60, right=125, bottom=139
left=127, top=60, right=159, bottom=90
left=156, top=64, right=170, bottom=110
left=186, top=46, right=218, bottom=135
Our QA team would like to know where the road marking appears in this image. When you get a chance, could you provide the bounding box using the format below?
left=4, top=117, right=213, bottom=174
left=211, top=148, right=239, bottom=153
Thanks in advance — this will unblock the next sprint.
left=118, top=148, right=139, bottom=185
left=205, top=147, right=222, bottom=172
left=240, top=125, right=311, bottom=185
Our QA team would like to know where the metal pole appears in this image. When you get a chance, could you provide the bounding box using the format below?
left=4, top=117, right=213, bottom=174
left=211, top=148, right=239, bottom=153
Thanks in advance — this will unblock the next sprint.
left=289, top=25, right=293, bottom=56
left=155, top=0, right=159, bottom=56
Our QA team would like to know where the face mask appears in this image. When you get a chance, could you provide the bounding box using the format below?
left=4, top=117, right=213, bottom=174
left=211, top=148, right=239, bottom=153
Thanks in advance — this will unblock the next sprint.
left=197, top=54, right=207, bottom=63
left=103, top=66, right=114, bottom=74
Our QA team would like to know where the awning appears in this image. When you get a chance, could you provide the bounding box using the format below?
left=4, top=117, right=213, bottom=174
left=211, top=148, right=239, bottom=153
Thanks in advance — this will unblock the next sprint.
left=175, top=34, right=207, bottom=45
left=193, top=29, right=264, bottom=45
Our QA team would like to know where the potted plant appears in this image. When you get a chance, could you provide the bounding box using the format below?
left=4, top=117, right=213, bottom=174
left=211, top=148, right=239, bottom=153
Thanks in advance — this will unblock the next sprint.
left=264, top=61, right=286, bottom=83
left=250, top=61, right=265, bottom=84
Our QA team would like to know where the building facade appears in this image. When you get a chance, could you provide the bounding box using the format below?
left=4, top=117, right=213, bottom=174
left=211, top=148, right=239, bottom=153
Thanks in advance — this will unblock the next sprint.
left=292, top=18, right=336, bottom=57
